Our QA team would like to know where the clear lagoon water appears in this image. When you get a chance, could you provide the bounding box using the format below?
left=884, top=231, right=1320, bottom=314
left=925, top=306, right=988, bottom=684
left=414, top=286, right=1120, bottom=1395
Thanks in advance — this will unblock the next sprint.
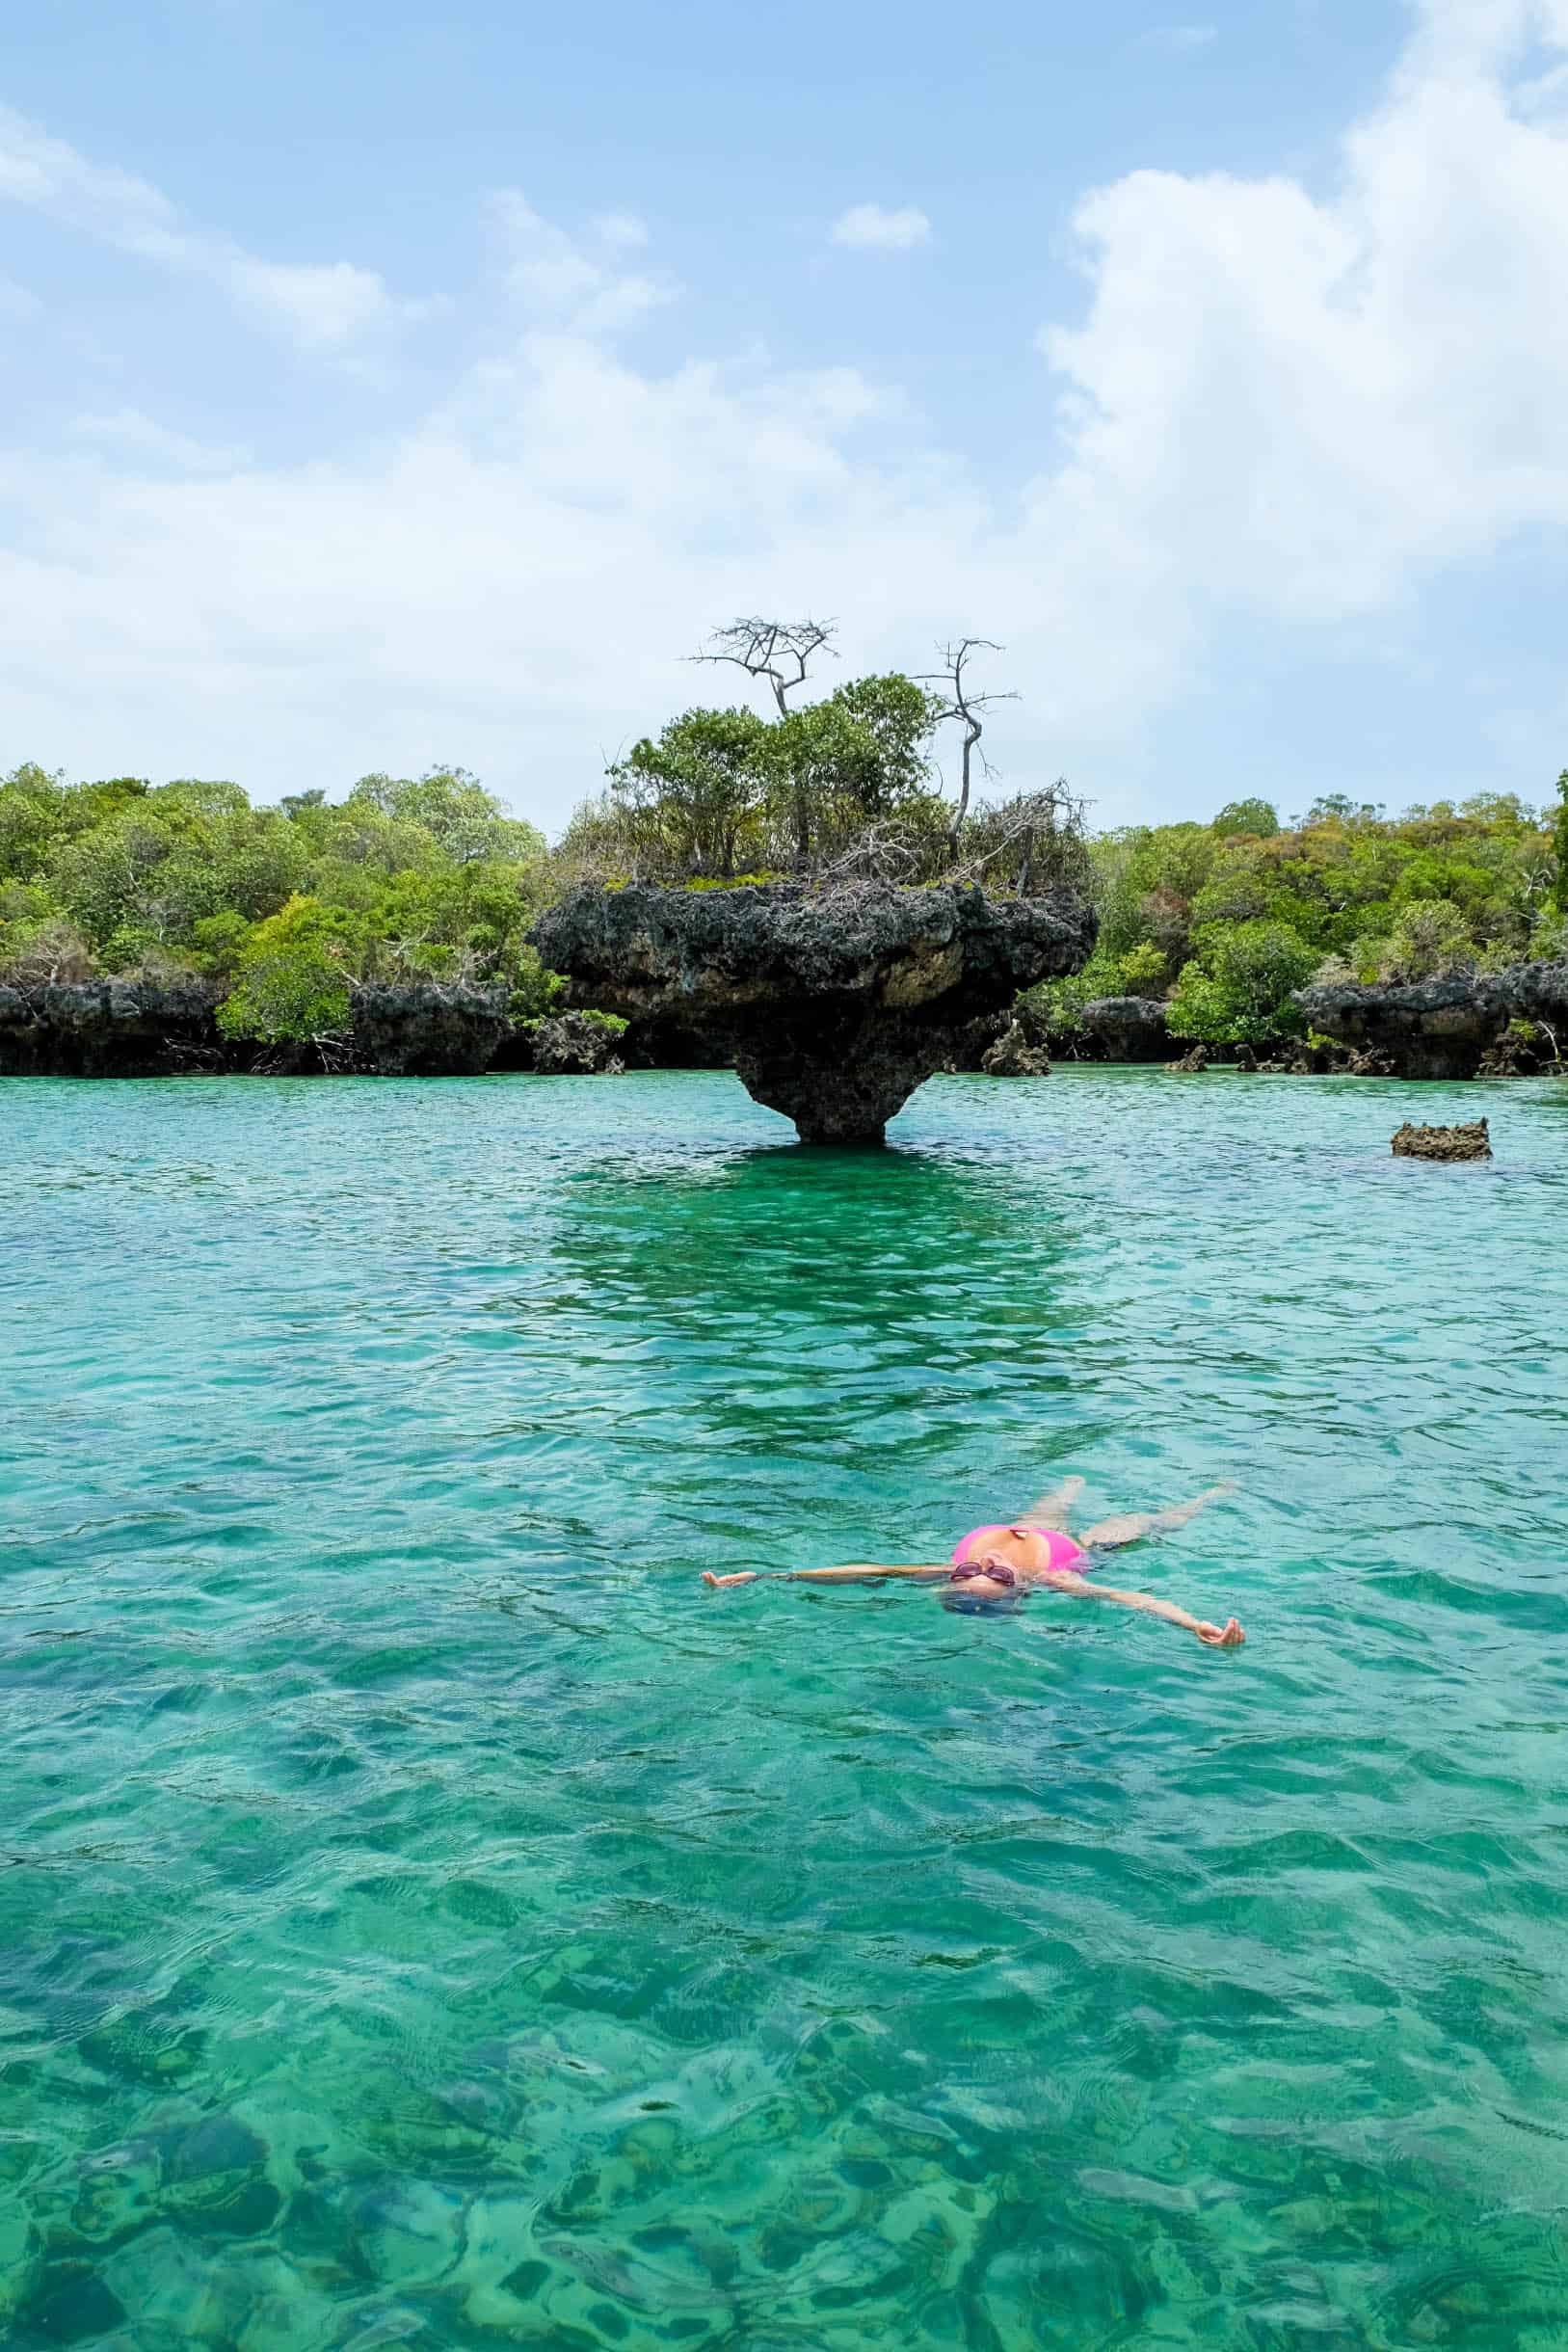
left=3, top=1066, right=1567, bottom=2352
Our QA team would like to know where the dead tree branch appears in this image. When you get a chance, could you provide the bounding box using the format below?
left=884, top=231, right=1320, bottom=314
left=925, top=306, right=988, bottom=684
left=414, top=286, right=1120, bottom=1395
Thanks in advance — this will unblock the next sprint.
left=692, top=617, right=837, bottom=718
left=917, top=638, right=1021, bottom=856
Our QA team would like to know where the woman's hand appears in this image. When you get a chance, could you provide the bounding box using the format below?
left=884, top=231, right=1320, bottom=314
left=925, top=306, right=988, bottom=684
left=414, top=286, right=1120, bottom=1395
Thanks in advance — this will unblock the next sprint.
left=702, top=1570, right=758, bottom=1589
left=1195, top=1616, right=1245, bottom=1646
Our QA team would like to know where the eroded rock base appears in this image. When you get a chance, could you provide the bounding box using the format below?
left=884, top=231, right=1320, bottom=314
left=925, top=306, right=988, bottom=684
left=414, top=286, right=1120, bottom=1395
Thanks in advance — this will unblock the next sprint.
left=733, top=1014, right=970, bottom=1142
left=0, top=978, right=514, bottom=1078
left=1297, top=962, right=1568, bottom=1080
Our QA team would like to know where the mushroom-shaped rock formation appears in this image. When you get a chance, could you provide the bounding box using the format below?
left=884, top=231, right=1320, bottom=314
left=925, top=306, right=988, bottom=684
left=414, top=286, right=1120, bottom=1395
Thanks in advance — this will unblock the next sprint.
left=531, top=881, right=1095, bottom=1142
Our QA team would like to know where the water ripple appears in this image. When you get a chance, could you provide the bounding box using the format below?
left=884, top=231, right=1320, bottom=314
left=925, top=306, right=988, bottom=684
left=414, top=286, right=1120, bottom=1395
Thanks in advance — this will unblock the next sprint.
left=2, top=1067, right=1566, bottom=2348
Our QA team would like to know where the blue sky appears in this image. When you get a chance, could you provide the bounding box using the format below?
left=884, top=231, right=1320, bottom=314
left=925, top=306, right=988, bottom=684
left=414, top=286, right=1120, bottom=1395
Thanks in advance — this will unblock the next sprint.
left=6, top=0, right=1568, bottom=834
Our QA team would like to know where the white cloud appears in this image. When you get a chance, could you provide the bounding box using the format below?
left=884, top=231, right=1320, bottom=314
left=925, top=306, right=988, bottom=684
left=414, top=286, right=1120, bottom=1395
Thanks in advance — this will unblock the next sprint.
left=491, top=191, right=671, bottom=333
left=829, top=203, right=932, bottom=253
left=226, top=257, right=402, bottom=351
left=0, top=103, right=408, bottom=350
left=9, top=1, right=1568, bottom=825
left=1041, top=0, right=1568, bottom=626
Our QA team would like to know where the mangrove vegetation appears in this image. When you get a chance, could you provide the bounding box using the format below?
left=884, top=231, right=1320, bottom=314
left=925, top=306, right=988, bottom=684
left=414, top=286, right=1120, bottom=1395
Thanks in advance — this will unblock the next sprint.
left=3, top=619, right=1565, bottom=1058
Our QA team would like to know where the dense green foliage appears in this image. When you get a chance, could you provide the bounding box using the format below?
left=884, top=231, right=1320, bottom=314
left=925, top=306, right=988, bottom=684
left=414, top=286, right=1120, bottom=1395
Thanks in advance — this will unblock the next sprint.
left=0, top=763, right=556, bottom=1042
left=567, top=677, right=1085, bottom=894
left=3, top=704, right=1562, bottom=1055
left=1035, top=790, right=1561, bottom=1048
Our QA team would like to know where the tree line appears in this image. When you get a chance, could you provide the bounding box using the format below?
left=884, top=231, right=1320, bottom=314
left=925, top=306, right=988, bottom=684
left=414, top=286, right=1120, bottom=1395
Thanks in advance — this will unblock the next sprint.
left=1, top=615, right=1564, bottom=1051
left=1036, top=786, right=1565, bottom=1049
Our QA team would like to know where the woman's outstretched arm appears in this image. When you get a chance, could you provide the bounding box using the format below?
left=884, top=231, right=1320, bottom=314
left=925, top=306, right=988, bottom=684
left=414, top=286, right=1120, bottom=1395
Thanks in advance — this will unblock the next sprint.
left=702, top=1563, right=951, bottom=1590
left=1037, top=1568, right=1245, bottom=1646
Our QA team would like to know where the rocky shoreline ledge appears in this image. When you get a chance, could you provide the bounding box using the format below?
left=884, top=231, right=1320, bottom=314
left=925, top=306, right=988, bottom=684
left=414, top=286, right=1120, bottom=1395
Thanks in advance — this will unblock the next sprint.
left=1294, top=960, right=1568, bottom=1079
left=0, top=978, right=517, bottom=1078
left=4, top=956, right=1566, bottom=1088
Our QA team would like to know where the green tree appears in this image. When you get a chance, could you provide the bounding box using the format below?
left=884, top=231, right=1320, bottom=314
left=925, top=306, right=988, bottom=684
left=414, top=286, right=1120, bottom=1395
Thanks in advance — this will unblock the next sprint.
left=1377, top=898, right=1477, bottom=982
left=605, top=707, right=770, bottom=877
left=1211, top=798, right=1279, bottom=840
left=48, top=784, right=307, bottom=963
left=763, top=675, right=942, bottom=869
left=346, top=768, right=545, bottom=868
left=1116, top=939, right=1167, bottom=994
left=1168, top=920, right=1319, bottom=1046
left=215, top=896, right=362, bottom=1044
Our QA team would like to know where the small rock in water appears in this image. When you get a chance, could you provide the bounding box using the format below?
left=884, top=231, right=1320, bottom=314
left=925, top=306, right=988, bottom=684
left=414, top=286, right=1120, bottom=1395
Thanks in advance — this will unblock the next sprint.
left=1391, top=1118, right=1492, bottom=1162
left=1165, top=1044, right=1209, bottom=1074
left=980, top=1021, right=1051, bottom=1078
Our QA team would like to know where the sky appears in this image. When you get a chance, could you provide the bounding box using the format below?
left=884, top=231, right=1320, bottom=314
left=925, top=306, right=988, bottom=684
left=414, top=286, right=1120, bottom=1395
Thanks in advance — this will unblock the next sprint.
left=6, top=0, right=1568, bottom=836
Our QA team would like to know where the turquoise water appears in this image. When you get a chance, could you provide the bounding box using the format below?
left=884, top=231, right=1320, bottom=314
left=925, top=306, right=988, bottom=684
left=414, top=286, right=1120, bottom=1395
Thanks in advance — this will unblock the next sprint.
left=3, top=1067, right=1567, bottom=2352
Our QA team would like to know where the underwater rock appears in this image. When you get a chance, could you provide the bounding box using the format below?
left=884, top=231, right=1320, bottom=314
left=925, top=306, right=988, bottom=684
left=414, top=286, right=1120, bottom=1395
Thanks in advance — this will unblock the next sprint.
left=531, top=881, right=1094, bottom=1142
left=1391, top=1118, right=1493, bottom=1162
left=1295, top=960, right=1568, bottom=1080
left=25, top=2262, right=127, bottom=2342
left=0, top=2205, right=41, bottom=2322
left=68, top=2111, right=275, bottom=2251
left=352, top=2178, right=468, bottom=2286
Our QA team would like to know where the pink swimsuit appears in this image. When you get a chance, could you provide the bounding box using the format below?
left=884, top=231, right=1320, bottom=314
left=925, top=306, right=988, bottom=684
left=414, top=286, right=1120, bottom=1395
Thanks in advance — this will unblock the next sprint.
left=951, top=1524, right=1086, bottom=1572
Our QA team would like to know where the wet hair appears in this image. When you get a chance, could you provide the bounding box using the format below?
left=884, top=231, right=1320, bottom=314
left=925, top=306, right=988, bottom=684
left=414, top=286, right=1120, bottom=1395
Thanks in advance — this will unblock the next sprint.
left=941, top=1578, right=1024, bottom=1617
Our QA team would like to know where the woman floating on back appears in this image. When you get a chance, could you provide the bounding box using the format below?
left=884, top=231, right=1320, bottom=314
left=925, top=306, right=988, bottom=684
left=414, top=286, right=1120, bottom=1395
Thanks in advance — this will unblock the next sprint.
left=703, top=1476, right=1245, bottom=1648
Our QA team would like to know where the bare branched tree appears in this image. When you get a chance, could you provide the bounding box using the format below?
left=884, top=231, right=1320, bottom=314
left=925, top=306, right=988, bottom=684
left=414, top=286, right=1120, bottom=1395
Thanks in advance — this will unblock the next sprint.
left=948, top=779, right=1091, bottom=897
left=692, top=617, right=837, bottom=717
left=814, top=818, right=929, bottom=887
left=918, top=638, right=1020, bottom=855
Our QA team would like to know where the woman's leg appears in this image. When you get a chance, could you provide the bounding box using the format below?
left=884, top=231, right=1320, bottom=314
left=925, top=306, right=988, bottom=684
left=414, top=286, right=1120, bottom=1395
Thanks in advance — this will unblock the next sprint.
left=1077, top=1483, right=1235, bottom=1552
left=1021, top=1473, right=1084, bottom=1530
